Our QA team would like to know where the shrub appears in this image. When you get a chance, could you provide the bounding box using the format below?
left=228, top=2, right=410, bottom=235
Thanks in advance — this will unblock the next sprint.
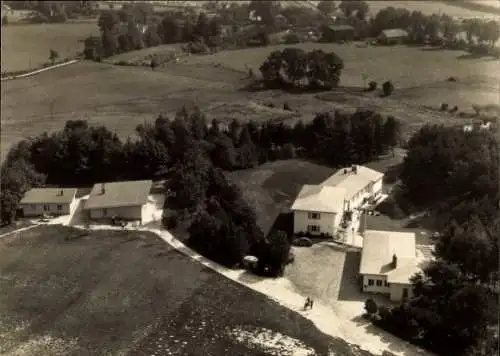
left=447, top=76, right=457, bottom=82
left=283, top=101, right=292, bottom=111
left=382, top=80, right=394, bottom=97
left=368, top=81, right=377, bottom=91
left=365, top=298, right=378, bottom=315
left=284, top=33, right=300, bottom=44
left=440, top=103, right=449, bottom=111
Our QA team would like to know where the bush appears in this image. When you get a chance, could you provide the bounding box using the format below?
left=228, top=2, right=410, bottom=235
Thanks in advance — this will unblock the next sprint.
left=365, top=298, right=378, bottom=315
left=440, top=103, right=449, bottom=111
left=368, top=81, right=377, bottom=91
left=283, top=101, right=292, bottom=111
left=284, top=33, right=300, bottom=44
left=447, top=76, right=457, bottom=82
left=382, top=80, right=394, bottom=97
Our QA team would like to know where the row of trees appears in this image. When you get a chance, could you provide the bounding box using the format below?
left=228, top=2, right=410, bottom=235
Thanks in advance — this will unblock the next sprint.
left=259, top=48, right=344, bottom=90
left=1, top=106, right=401, bottom=275
left=368, top=124, right=499, bottom=356
left=371, top=7, right=500, bottom=47
left=3, top=1, right=96, bottom=24
left=92, top=5, right=225, bottom=59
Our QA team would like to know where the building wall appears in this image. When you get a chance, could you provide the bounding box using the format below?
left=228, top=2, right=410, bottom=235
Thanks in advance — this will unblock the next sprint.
left=362, top=274, right=391, bottom=294
left=88, top=205, right=143, bottom=223
left=389, top=283, right=414, bottom=302
left=293, top=210, right=339, bottom=236
left=21, top=203, right=71, bottom=217
left=344, top=176, right=384, bottom=211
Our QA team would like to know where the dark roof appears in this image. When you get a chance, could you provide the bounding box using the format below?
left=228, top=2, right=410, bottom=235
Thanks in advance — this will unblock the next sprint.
left=84, top=180, right=153, bottom=210
left=328, top=25, right=355, bottom=32
left=20, top=188, right=77, bottom=205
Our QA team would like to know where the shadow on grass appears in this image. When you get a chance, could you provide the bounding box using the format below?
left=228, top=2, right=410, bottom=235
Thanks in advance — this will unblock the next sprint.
left=457, top=52, right=493, bottom=60
left=363, top=323, right=428, bottom=356
left=337, top=250, right=364, bottom=302
left=268, top=211, right=294, bottom=237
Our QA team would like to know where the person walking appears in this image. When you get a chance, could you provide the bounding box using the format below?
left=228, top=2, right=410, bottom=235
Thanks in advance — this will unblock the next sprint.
left=310, top=299, right=314, bottom=310
left=304, top=297, right=310, bottom=311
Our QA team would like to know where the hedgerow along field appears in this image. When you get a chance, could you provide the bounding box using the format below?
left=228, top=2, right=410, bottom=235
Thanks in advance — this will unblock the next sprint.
left=0, top=225, right=374, bottom=356
left=1, top=22, right=98, bottom=73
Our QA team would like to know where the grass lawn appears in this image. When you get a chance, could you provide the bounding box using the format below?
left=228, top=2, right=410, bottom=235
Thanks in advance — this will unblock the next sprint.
left=1, top=23, right=98, bottom=73
left=0, top=225, right=375, bottom=356
left=227, top=159, right=335, bottom=235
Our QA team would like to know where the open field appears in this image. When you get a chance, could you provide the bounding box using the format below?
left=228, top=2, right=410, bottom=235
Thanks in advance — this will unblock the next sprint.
left=1, top=23, right=98, bottom=73
left=0, top=225, right=374, bottom=356
left=2, top=44, right=498, bottom=162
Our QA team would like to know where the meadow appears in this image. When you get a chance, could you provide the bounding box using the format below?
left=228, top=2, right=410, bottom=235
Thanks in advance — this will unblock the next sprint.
left=0, top=225, right=373, bottom=356
left=3, top=42, right=498, bottom=162
left=1, top=22, right=98, bottom=73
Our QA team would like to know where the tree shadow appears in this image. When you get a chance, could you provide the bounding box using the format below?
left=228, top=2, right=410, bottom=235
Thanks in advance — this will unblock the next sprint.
left=457, top=53, right=491, bottom=60
left=337, top=250, right=365, bottom=301
left=419, top=47, right=444, bottom=52
left=267, top=211, right=294, bottom=237
left=363, top=323, right=429, bottom=355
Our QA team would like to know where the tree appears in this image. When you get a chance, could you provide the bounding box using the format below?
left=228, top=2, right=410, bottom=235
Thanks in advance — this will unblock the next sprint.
left=281, top=48, right=307, bottom=87
left=249, top=0, right=280, bottom=28
left=382, top=80, right=394, bottom=96
left=317, top=0, right=336, bottom=15
left=98, top=10, right=119, bottom=32
left=145, top=27, right=162, bottom=47
left=49, top=49, right=59, bottom=64
left=194, top=11, right=210, bottom=40
left=101, top=28, right=118, bottom=57
left=364, top=298, right=378, bottom=316
left=160, top=15, right=183, bottom=43
left=258, top=230, right=291, bottom=276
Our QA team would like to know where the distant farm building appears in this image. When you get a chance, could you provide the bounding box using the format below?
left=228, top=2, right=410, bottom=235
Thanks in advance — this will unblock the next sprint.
left=321, top=25, right=355, bottom=43
left=84, top=180, right=153, bottom=225
left=378, top=29, right=409, bottom=45
left=20, top=188, right=78, bottom=217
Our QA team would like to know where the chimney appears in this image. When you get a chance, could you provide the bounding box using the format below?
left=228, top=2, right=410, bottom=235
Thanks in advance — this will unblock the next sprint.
left=392, top=254, right=398, bottom=269
left=101, top=184, right=106, bottom=195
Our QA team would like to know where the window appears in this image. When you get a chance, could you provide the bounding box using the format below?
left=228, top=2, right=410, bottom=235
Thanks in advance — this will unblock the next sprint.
left=103, top=208, right=107, bottom=217
left=30, top=204, right=36, bottom=210
left=384, top=280, right=390, bottom=287
left=368, top=279, right=374, bottom=286
left=43, top=205, right=49, bottom=212
left=307, top=225, right=320, bottom=233
left=57, top=204, right=63, bottom=211
left=308, top=212, right=321, bottom=220
left=376, top=280, right=382, bottom=287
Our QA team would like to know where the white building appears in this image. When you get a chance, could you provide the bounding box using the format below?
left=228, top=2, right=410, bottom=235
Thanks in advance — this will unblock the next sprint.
left=20, top=188, right=78, bottom=217
left=359, top=230, right=427, bottom=302
left=84, top=180, right=153, bottom=224
left=290, top=165, right=384, bottom=237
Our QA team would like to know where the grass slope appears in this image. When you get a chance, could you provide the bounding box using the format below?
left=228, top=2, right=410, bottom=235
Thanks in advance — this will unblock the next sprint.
left=0, top=225, right=374, bottom=356
left=1, top=23, right=98, bottom=73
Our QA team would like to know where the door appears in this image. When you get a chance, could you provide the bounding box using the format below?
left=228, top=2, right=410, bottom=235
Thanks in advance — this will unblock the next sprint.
left=402, top=287, right=409, bottom=299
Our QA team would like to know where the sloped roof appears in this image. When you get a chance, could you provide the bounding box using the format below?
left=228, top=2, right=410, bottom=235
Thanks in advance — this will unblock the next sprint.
left=380, top=28, right=409, bottom=38
left=360, top=230, right=422, bottom=284
left=320, top=165, right=383, bottom=201
left=328, top=25, right=355, bottom=32
left=84, top=180, right=152, bottom=210
left=20, top=188, right=77, bottom=205
left=290, top=184, right=346, bottom=213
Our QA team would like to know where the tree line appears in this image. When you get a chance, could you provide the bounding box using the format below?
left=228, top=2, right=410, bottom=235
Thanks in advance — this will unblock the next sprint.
left=365, top=124, right=499, bottom=356
left=0, top=107, right=401, bottom=275
left=2, top=1, right=96, bottom=24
